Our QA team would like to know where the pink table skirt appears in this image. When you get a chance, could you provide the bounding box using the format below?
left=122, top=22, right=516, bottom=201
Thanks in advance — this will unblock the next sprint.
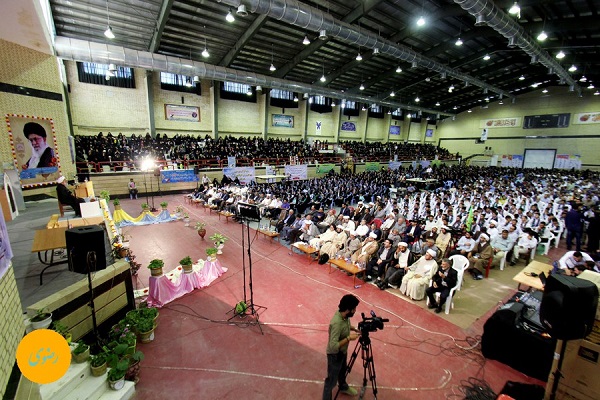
left=148, top=260, right=227, bottom=307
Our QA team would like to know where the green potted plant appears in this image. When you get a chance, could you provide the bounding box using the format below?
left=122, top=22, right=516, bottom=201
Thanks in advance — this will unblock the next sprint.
left=30, top=308, right=52, bottom=330
left=136, top=317, right=156, bottom=343
left=147, top=259, right=164, bottom=277
left=175, top=205, right=184, bottom=218
left=113, top=198, right=121, bottom=210
left=206, top=247, right=218, bottom=261
left=180, top=256, right=193, bottom=273
left=107, top=357, right=129, bottom=390
left=195, top=221, right=207, bottom=238
left=139, top=302, right=159, bottom=328
left=160, top=201, right=168, bottom=210
left=72, top=341, right=90, bottom=363
left=210, top=233, right=228, bottom=254
left=183, top=212, right=190, bottom=226
left=141, top=203, right=150, bottom=211
left=124, top=349, right=145, bottom=384
left=90, top=352, right=108, bottom=377
left=52, top=321, right=72, bottom=344
left=99, top=190, right=110, bottom=202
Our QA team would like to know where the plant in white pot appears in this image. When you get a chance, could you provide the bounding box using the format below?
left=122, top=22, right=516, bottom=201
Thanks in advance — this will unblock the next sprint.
left=30, top=308, right=52, bottom=330
left=210, top=233, right=228, bottom=254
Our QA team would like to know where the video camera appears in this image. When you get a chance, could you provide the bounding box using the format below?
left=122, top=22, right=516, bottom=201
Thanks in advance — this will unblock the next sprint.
left=357, top=311, right=389, bottom=333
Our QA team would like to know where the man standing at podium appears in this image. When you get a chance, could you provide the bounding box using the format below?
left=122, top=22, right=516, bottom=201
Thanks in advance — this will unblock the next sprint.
left=56, top=176, right=85, bottom=217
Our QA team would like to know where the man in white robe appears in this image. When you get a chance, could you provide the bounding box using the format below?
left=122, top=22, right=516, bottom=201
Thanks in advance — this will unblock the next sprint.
left=400, top=249, right=438, bottom=300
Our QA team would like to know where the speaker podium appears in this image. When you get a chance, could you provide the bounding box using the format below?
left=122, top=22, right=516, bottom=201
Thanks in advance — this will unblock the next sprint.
left=66, top=225, right=107, bottom=274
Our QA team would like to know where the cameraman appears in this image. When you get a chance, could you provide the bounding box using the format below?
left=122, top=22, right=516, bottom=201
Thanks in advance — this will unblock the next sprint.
left=323, top=294, right=360, bottom=400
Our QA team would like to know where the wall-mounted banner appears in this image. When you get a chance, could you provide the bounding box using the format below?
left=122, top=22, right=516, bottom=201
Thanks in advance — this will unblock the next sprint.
left=425, top=128, right=434, bottom=138
left=272, top=114, right=294, bottom=128
left=165, top=104, right=200, bottom=122
left=480, top=117, right=520, bottom=128
left=554, top=154, right=582, bottom=169
left=223, top=167, right=256, bottom=185
left=161, top=169, right=199, bottom=183
left=341, top=121, right=356, bottom=131
left=389, top=125, right=400, bottom=135
left=6, top=114, right=61, bottom=188
left=481, top=128, right=489, bottom=141
left=500, top=155, right=524, bottom=168
left=388, top=161, right=402, bottom=170
left=364, top=162, right=380, bottom=172
left=573, top=112, right=600, bottom=124
left=316, top=121, right=322, bottom=135
left=284, top=164, right=307, bottom=180
left=227, top=156, right=236, bottom=167
left=316, top=164, right=335, bottom=174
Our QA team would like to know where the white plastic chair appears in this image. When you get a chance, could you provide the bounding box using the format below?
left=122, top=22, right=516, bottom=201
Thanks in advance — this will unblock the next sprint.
left=427, top=255, right=468, bottom=314
left=537, top=233, right=555, bottom=256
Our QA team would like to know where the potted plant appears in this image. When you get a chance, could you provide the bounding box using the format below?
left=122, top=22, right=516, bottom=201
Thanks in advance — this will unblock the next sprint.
left=90, top=353, right=108, bottom=377
left=160, top=201, right=168, bottom=210
left=136, top=317, right=156, bottom=343
left=113, top=198, right=121, bottom=210
left=206, top=247, right=218, bottom=261
left=147, top=259, right=164, bottom=277
left=180, top=256, right=193, bottom=273
left=195, top=221, right=207, bottom=238
left=210, top=233, right=228, bottom=254
left=124, top=349, right=145, bottom=384
left=99, top=190, right=110, bottom=202
left=141, top=203, right=150, bottom=212
left=139, top=302, right=159, bottom=328
left=183, top=212, right=190, bottom=226
left=30, top=308, right=52, bottom=330
left=175, top=205, right=184, bottom=219
left=52, top=321, right=72, bottom=344
left=107, top=357, right=129, bottom=390
left=72, top=341, right=90, bottom=363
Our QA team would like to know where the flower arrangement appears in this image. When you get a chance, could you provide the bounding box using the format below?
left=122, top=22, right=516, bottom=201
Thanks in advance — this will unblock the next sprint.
left=209, top=233, right=228, bottom=246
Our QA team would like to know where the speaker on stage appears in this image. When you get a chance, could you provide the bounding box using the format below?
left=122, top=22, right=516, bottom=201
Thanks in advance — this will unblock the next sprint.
left=66, top=225, right=107, bottom=274
left=540, top=274, right=599, bottom=340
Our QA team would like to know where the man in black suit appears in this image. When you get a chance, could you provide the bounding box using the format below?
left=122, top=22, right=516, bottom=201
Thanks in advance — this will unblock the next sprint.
left=426, top=258, right=458, bottom=313
left=277, top=209, right=296, bottom=233
left=365, top=239, right=395, bottom=281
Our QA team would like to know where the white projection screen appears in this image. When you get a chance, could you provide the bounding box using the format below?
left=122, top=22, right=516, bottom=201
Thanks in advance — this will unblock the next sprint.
left=523, top=149, right=557, bottom=169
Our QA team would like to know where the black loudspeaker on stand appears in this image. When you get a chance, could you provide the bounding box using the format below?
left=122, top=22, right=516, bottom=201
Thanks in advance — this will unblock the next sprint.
left=540, top=274, right=599, bottom=400
left=66, top=226, right=106, bottom=273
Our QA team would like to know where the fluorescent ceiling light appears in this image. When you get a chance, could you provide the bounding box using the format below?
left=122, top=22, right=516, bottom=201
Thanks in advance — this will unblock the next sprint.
left=417, top=16, right=425, bottom=26
left=455, top=37, right=463, bottom=46
left=483, top=54, right=490, bottom=61
left=556, top=50, right=565, bottom=59
left=303, top=36, right=310, bottom=45
left=226, top=9, right=235, bottom=23
left=537, top=31, right=548, bottom=41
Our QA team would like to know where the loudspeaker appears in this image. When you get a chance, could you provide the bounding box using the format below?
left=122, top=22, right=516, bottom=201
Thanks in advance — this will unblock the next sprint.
left=540, top=274, right=599, bottom=340
left=66, top=225, right=107, bottom=274
left=238, top=202, right=260, bottom=221
left=494, top=302, right=524, bottom=326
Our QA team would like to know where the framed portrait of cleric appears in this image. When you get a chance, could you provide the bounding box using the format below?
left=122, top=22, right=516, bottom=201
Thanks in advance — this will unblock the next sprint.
left=6, top=114, right=61, bottom=188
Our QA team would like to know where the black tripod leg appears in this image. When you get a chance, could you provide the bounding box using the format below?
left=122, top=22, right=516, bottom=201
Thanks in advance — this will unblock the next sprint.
left=334, top=340, right=361, bottom=400
left=364, top=344, right=378, bottom=398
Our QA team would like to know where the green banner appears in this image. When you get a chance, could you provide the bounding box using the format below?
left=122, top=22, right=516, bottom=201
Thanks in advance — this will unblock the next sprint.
left=316, top=163, right=335, bottom=174
left=364, top=162, right=380, bottom=172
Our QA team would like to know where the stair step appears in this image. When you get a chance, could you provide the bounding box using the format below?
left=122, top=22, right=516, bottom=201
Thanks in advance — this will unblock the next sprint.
left=98, top=381, right=135, bottom=400
left=51, top=369, right=108, bottom=400
left=40, top=360, right=89, bottom=400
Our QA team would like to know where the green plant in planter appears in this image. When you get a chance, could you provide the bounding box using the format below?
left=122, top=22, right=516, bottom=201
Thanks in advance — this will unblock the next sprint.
left=73, top=341, right=89, bottom=355
left=141, top=203, right=150, bottom=210
left=31, top=308, right=51, bottom=322
left=99, top=190, right=111, bottom=202
left=160, top=201, right=168, bottom=208
left=147, top=259, right=164, bottom=271
left=195, top=222, right=206, bottom=231
left=113, top=198, right=120, bottom=206
left=136, top=317, right=154, bottom=334
left=107, top=358, right=129, bottom=382
left=179, top=256, right=192, bottom=266
left=52, top=321, right=72, bottom=343
left=182, top=212, right=189, bottom=219
left=90, top=352, right=107, bottom=368
left=209, top=233, right=228, bottom=246
left=138, top=304, right=158, bottom=320
left=206, top=247, right=218, bottom=257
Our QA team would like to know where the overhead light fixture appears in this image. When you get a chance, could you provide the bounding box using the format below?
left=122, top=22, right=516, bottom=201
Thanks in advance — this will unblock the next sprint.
left=519, top=75, right=525, bottom=80
left=568, top=64, right=577, bottom=72
left=108, top=63, right=117, bottom=72
left=498, top=100, right=504, bottom=105
left=319, top=30, right=328, bottom=40
left=236, top=4, right=248, bottom=17
left=256, top=85, right=262, bottom=92
left=475, top=14, right=486, bottom=26
left=453, top=106, right=458, bottom=110
left=387, top=109, right=391, bottom=114
left=185, top=78, right=192, bottom=87
left=556, top=50, right=565, bottom=59
left=467, top=109, right=472, bottom=113
left=246, top=87, right=252, bottom=96
left=396, top=66, right=402, bottom=73
left=415, top=96, right=420, bottom=103
left=594, top=90, right=600, bottom=96
left=485, top=97, right=490, bottom=102
left=269, top=44, right=276, bottom=71
left=537, top=31, right=548, bottom=41
left=411, top=61, right=418, bottom=68
left=390, top=91, right=395, bottom=97
left=202, top=36, right=209, bottom=58
left=104, top=1, right=115, bottom=39
left=588, top=83, right=595, bottom=89
left=356, top=52, right=362, bottom=61
left=320, top=63, right=326, bottom=82
left=508, top=36, right=517, bottom=48
left=361, top=105, right=367, bottom=111
left=455, top=37, right=463, bottom=46
left=331, top=101, right=336, bottom=107
left=407, top=113, right=411, bottom=119
left=580, top=75, right=588, bottom=82
left=303, top=35, right=310, bottom=45
left=531, top=83, right=540, bottom=88
left=483, top=54, right=490, bottom=61
left=193, top=75, right=200, bottom=83
left=542, top=88, right=548, bottom=93
left=359, top=83, right=365, bottom=90
left=435, top=101, right=440, bottom=106
left=226, top=9, right=235, bottom=23
left=417, top=16, right=425, bottom=26
left=508, top=2, right=520, bottom=16
left=448, top=85, right=454, bottom=93
left=269, top=63, right=276, bottom=72
left=293, top=95, right=298, bottom=102
left=373, top=48, right=380, bottom=55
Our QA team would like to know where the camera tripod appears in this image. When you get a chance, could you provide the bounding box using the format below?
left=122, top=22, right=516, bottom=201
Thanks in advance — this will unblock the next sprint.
left=335, top=331, right=378, bottom=400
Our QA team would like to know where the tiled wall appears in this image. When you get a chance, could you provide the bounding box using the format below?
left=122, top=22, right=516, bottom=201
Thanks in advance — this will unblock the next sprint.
left=0, top=267, right=24, bottom=398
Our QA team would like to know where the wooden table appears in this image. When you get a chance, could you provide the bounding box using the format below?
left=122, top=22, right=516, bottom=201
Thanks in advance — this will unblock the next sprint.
left=31, top=227, right=68, bottom=285
left=291, top=243, right=318, bottom=260
left=328, top=258, right=365, bottom=287
left=257, top=228, right=279, bottom=242
left=218, top=211, right=235, bottom=223
left=513, top=260, right=553, bottom=291
left=47, top=215, right=104, bottom=229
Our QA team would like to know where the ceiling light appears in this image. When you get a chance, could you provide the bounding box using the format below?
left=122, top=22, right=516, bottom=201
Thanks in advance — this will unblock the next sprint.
left=373, top=48, right=380, bottom=55
left=293, top=95, right=298, bottom=102
left=104, top=26, right=115, bottom=39
left=226, top=9, right=235, bottom=23
left=407, top=114, right=411, bottom=118
left=542, top=89, right=548, bottom=93
left=537, top=31, right=548, bottom=41
left=475, top=14, right=486, bottom=26
left=530, top=83, right=539, bottom=88
left=108, top=63, right=117, bottom=72
left=246, top=87, right=252, bottom=96
left=519, top=75, right=525, bottom=80
left=396, top=66, right=402, bottom=73
left=185, top=79, right=192, bottom=88
left=588, top=83, right=595, bottom=89
left=319, top=30, right=328, bottom=40
left=556, top=50, right=565, bottom=59
left=415, top=96, right=420, bottom=103
left=331, top=101, right=336, bottom=107
left=359, top=83, right=365, bottom=90
left=453, top=106, right=458, bottom=110
left=485, top=97, right=490, bottom=102
left=320, top=74, right=326, bottom=82
left=568, top=65, right=577, bottom=72
left=356, top=52, right=362, bottom=61
left=361, top=105, right=367, bottom=111
left=387, top=109, right=391, bottom=114
left=202, top=47, right=209, bottom=58
left=498, top=100, right=504, bottom=105
left=303, top=35, right=310, bottom=45
left=435, top=102, right=440, bottom=106
left=269, top=63, right=276, bottom=72
left=594, top=91, right=600, bottom=96
left=508, top=36, right=517, bottom=48
left=390, top=91, right=395, bottom=97
left=193, top=76, right=200, bottom=83
left=448, top=85, right=454, bottom=93
left=508, top=2, right=520, bottom=16
left=483, top=54, right=490, bottom=61
left=411, top=61, right=418, bottom=68
left=236, top=4, right=248, bottom=17
left=455, top=37, right=463, bottom=46
left=580, top=75, right=587, bottom=82
left=467, top=109, right=472, bottom=113
left=417, top=16, right=425, bottom=26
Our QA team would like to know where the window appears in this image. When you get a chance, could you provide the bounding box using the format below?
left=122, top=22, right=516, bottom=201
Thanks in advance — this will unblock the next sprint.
left=76, top=62, right=135, bottom=88
left=159, top=72, right=201, bottom=95
left=309, top=95, right=332, bottom=113
left=270, top=89, right=294, bottom=100
left=270, top=88, right=298, bottom=108
left=368, top=104, right=384, bottom=119
left=342, top=100, right=359, bottom=117
left=220, top=81, right=256, bottom=102
left=391, top=109, right=403, bottom=120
